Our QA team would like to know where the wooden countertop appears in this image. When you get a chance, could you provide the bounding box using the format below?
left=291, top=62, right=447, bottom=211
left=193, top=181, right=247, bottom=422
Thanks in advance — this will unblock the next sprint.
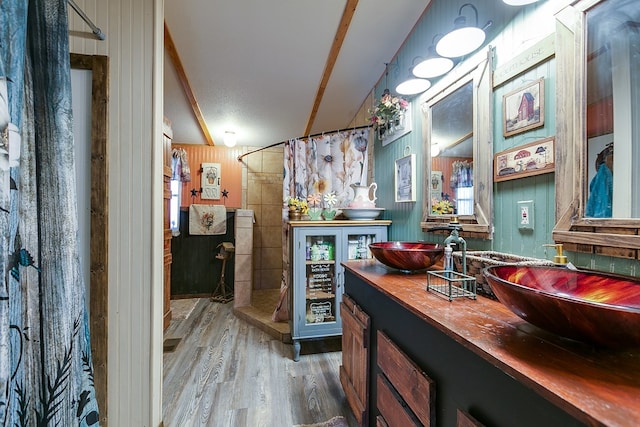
left=343, top=260, right=640, bottom=427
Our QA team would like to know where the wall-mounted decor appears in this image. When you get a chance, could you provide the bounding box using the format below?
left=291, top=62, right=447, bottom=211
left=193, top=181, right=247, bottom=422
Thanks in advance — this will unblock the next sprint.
left=201, top=162, right=221, bottom=199
left=395, top=154, right=416, bottom=202
left=503, top=78, right=545, bottom=137
left=493, top=35, right=555, bottom=88
left=494, top=137, right=555, bottom=182
left=430, top=171, right=443, bottom=202
left=381, top=103, right=412, bottom=146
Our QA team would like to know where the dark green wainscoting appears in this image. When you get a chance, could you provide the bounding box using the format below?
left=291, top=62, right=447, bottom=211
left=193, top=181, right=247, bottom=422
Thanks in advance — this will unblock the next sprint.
left=171, top=208, right=235, bottom=297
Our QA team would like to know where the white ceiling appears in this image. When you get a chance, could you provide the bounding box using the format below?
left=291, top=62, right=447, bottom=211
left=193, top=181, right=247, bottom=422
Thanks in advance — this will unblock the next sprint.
left=164, top=0, right=431, bottom=147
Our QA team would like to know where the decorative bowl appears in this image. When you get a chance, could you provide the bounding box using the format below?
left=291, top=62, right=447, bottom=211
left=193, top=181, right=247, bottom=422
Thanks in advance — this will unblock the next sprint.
left=484, top=265, right=640, bottom=348
left=341, top=208, right=385, bottom=220
left=369, top=242, right=444, bottom=272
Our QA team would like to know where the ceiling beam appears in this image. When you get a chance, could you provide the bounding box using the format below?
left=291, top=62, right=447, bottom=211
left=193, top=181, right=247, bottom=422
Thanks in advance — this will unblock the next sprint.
left=164, top=22, right=216, bottom=146
left=303, top=0, right=359, bottom=136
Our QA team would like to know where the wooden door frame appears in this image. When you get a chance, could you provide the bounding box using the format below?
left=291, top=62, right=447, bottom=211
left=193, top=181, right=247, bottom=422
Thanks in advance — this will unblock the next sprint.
left=70, top=53, right=109, bottom=426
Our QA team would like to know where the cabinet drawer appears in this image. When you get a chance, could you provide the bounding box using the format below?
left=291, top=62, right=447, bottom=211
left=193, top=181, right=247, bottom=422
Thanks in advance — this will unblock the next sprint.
left=377, top=331, right=435, bottom=426
left=377, top=374, right=420, bottom=427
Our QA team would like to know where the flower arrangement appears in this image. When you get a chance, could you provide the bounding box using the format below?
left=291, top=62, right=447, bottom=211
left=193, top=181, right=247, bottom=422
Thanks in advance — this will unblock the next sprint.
left=287, top=197, right=309, bottom=214
left=432, top=199, right=455, bottom=215
left=367, top=89, right=409, bottom=128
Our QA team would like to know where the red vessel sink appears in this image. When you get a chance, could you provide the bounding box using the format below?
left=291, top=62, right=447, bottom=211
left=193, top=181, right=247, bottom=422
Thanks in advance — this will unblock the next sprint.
left=484, top=265, right=640, bottom=348
left=369, top=242, right=444, bottom=272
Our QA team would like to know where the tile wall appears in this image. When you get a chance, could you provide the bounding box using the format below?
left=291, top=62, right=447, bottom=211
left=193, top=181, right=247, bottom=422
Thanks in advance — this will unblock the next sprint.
left=245, top=146, right=285, bottom=291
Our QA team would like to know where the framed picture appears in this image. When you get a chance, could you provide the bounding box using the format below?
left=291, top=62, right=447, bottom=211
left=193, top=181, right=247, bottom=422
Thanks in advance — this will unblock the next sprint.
left=494, top=137, right=555, bottom=182
left=201, top=162, right=221, bottom=199
left=503, top=78, right=545, bottom=137
left=395, top=154, right=416, bottom=202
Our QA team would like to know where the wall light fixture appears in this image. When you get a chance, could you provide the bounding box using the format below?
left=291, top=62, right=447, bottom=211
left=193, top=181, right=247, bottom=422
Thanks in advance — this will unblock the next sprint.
left=436, top=3, right=492, bottom=58
left=502, top=0, right=539, bottom=5
left=413, top=35, right=454, bottom=79
left=396, top=76, right=431, bottom=96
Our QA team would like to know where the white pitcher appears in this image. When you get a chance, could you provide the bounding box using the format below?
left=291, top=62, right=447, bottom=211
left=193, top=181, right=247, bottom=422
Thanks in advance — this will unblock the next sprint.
left=349, top=183, right=377, bottom=208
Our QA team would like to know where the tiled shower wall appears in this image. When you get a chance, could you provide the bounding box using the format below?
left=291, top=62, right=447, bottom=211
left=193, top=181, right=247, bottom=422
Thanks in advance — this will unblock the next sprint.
left=245, top=147, right=285, bottom=291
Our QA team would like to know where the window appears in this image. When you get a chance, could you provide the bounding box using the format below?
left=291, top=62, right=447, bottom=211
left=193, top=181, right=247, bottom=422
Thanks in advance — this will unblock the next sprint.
left=170, top=179, right=181, bottom=234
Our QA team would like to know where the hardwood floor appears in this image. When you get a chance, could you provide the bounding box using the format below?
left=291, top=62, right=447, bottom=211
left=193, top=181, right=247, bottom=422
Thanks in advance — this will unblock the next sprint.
left=163, top=298, right=357, bottom=426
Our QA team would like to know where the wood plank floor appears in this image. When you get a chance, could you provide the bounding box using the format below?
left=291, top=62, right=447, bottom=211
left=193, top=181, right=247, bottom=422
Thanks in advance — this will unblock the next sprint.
left=163, top=298, right=357, bottom=426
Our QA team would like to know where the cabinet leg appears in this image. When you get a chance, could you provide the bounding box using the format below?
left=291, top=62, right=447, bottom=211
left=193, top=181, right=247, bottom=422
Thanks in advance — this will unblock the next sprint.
left=293, top=340, right=301, bottom=362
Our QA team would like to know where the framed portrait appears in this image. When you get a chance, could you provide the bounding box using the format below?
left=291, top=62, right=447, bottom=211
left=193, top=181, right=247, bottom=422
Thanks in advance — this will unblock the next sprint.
left=494, top=137, right=555, bottom=182
left=395, top=154, right=416, bottom=202
left=503, top=78, right=545, bottom=137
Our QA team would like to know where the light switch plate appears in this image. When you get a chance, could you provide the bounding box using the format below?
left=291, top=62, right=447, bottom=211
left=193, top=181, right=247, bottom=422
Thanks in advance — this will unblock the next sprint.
left=518, top=200, right=534, bottom=230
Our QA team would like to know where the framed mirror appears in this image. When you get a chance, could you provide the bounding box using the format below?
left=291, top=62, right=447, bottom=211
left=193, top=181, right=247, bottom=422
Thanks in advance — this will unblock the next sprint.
left=421, top=47, right=494, bottom=237
left=554, top=0, right=640, bottom=257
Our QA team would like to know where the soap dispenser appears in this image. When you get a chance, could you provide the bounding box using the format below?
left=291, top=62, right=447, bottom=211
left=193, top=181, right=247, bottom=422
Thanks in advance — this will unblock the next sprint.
left=544, top=243, right=568, bottom=265
left=444, top=243, right=453, bottom=273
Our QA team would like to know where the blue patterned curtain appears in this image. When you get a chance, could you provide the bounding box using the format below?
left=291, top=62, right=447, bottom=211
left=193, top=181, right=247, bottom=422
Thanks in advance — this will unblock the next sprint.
left=0, top=0, right=100, bottom=425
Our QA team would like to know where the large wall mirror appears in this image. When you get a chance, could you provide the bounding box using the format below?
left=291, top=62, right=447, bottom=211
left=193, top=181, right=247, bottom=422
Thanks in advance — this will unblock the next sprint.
left=555, top=0, right=640, bottom=257
left=421, top=47, right=493, bottom=238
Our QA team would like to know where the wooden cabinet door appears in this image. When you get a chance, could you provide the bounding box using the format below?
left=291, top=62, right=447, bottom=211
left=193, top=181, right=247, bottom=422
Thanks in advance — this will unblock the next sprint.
left=340, top=294, right=370, bottom=427
left=377, top=331, right=435, bottom=427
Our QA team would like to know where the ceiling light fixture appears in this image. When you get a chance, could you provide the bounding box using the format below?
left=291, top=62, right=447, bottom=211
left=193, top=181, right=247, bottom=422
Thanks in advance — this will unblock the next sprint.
left=412, top=35, right=455, bottom=79
left=223, top=131, right=237, bottom=147
left=436, top=3, right=492, bottom=58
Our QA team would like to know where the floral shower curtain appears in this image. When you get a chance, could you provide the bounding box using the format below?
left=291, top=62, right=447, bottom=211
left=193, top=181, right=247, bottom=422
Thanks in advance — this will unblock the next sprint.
left=0, top=1, right=100, bottom=425
left=272, top=129, right=370, bottom=321
left=283, top=129, right=370, bottom=207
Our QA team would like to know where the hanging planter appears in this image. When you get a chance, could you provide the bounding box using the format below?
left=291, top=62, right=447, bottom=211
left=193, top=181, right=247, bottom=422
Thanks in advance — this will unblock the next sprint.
left=368, top=89, right=408, bottom=142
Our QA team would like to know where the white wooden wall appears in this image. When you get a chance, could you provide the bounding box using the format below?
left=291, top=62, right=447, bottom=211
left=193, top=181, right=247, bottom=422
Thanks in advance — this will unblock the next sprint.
left=68, top=1, right=164, bottom=426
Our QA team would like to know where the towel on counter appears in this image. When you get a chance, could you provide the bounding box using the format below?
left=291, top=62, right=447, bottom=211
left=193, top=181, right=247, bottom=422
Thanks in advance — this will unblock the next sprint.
left=189, top=204, right=227, bottom=235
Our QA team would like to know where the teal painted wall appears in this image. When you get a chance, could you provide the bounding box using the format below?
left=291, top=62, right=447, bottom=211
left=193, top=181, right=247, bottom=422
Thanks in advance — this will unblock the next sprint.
left=372, top=0, right=640, bottom=276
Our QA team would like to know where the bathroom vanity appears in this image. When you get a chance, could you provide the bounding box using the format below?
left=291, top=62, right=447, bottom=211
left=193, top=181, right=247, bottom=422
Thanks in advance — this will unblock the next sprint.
left=341, top=260, right=640, bottom=427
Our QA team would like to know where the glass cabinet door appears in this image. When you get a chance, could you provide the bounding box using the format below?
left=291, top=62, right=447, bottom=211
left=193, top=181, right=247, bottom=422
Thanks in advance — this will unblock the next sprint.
left=304, top=234, right=337, bottom=326
left=346, top=231, right=380, bottom=261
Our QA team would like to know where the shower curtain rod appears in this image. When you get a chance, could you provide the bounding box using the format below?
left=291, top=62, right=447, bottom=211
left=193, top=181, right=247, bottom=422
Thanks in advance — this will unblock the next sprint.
left=68, top=0, right=106, bottom=40
left=237, top=124, right=372, bottom=161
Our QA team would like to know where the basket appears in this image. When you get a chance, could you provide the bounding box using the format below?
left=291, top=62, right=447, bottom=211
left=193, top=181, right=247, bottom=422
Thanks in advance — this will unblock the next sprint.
left=452, top=251, right=554, bottom=299
left=427, top=270, right=476, bottom=301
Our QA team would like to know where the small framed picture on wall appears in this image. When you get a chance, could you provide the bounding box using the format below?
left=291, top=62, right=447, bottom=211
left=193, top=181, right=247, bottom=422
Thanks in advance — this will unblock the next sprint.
left=395, top=154, right=416, bottom=202
left=503, top=78, right=545, bottom=137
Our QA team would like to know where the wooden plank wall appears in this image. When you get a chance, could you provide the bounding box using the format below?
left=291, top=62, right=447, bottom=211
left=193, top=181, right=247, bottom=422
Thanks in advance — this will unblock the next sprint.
left=69, top=0, right=164, bottom=425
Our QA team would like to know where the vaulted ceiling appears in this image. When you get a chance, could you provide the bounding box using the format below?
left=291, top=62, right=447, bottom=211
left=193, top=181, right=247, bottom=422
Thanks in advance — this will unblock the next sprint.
left=163, top=0, right=432, bottom=147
